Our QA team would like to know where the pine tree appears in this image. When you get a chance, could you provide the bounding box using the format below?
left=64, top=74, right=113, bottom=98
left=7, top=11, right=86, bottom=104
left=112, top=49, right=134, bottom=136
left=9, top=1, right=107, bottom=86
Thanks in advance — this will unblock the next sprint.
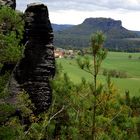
left=0, top=6, right=24, bottom=64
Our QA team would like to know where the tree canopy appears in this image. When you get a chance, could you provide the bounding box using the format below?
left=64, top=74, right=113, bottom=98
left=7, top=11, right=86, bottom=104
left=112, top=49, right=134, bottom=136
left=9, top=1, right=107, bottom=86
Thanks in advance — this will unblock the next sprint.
left=0, top=6, right=24, bottom=64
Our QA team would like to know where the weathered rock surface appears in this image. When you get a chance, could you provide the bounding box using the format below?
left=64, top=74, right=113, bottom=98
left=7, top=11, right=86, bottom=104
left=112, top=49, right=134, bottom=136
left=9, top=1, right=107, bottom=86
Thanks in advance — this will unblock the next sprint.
left=9, top=3, right=55, bottom=113
left=0, top=0, right=16, bottom=9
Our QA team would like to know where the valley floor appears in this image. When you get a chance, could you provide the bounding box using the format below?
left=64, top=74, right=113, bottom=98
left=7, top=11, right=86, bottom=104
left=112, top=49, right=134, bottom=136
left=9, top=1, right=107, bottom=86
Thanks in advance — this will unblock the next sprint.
left=57, top=52, right=140, bottom=96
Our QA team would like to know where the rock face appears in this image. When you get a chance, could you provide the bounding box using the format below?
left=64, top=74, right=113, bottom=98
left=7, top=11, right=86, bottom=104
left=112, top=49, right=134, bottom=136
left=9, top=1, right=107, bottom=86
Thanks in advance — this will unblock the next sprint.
left=83, top=18, right=122, bottom=28
left=0, top=0, right=16, bottom=9
left=9, top=3, right=55, bottom=113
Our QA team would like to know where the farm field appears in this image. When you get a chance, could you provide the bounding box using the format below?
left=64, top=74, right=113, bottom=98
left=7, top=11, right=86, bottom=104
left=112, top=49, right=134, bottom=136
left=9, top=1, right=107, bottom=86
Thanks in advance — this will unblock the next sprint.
left=57, top=52, right=140, bottom=97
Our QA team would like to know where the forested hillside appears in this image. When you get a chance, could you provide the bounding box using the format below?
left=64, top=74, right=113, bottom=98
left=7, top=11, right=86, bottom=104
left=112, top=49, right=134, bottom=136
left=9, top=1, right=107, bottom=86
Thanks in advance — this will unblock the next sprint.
left=135, top=31, right=140, bottom=36
left=54, top=18, right=140, bottom=52
left=52, top=24, right=73, bottom=31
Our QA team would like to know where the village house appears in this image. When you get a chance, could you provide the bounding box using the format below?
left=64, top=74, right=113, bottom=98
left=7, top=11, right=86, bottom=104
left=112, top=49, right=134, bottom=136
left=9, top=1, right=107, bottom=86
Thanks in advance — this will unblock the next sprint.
left=54, top=48, right=65, bottom=58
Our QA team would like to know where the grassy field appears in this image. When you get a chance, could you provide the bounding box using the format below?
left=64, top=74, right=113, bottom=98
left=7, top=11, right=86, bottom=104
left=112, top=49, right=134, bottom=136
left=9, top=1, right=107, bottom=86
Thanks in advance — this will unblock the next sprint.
left=57, top=52, right=140, bottom=97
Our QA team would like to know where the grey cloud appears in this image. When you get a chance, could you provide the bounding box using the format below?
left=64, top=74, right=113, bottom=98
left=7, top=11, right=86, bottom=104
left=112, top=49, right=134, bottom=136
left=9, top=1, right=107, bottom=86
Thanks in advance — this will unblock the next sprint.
left=41, top=0, right=140, bottom=11
left=16, top=0, right=140, bottom=11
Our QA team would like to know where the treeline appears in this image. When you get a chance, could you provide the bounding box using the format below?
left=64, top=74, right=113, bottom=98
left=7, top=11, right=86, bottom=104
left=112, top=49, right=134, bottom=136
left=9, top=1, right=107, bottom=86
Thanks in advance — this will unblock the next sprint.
left=54, top=34, right=140, bottom=52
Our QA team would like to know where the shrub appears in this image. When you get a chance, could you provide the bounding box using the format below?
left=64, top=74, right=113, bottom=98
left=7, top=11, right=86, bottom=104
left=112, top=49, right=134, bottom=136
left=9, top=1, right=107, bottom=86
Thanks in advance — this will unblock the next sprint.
left=103, top=68, right=128, bottom=78
left=128, top=55, right=132, bottom=59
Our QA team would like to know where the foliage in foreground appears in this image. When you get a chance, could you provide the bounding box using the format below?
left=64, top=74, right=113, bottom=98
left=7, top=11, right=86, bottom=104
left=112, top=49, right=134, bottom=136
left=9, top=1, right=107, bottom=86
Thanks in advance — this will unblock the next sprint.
left=0, top=6, right=24, bottom=64
left=0, top=64, right=140, bottom=140
left=0, top=8, right=140, bottom=139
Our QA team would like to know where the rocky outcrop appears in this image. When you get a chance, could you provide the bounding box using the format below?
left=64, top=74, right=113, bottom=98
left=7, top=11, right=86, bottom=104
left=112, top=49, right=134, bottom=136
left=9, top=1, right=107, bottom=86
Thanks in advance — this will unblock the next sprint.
left=83, top=18, right=122, bottom=28
left=0, top=0, right=16, bottom=9
left=9, top=3, right=55, bottom=113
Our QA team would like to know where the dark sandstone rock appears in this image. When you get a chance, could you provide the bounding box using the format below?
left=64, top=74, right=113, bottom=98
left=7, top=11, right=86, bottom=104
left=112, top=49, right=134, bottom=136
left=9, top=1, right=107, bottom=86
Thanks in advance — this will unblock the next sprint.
left=0, top=62, right=15, bottom=75
left=9, top=3, right=55, bottom=113
left=0, top=0, right=16, bottom=9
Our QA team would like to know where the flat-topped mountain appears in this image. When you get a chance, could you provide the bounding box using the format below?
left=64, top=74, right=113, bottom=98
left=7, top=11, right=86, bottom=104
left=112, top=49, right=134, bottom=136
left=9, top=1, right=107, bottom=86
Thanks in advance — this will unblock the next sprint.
left=54, top=18, right=140, bottom=51
left=83, top=18, right=122, bottom=26
left=81, top=18, right=137, bottom=38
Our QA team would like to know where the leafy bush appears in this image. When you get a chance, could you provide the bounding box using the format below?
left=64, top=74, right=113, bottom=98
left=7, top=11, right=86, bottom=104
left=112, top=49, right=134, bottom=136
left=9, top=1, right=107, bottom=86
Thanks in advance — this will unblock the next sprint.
left=103, top=68, right=128, bottom=78
left=0, top=6, right=24, bottom=64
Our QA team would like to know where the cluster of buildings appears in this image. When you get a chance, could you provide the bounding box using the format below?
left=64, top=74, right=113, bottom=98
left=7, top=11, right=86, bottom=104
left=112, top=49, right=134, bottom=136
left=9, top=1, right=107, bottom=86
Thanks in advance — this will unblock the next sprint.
left=54, top=48, right=74, bottom=58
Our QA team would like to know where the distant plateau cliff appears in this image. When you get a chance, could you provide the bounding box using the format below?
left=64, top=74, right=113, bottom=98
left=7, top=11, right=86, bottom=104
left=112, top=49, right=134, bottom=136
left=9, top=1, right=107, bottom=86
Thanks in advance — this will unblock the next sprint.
left=54, top=18, right=140, bottom=52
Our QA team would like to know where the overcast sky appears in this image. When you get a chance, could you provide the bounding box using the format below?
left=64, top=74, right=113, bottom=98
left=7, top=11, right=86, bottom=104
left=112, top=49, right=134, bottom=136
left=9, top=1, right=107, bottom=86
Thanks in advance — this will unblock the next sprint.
left=17, top=0, right=140, bottom=31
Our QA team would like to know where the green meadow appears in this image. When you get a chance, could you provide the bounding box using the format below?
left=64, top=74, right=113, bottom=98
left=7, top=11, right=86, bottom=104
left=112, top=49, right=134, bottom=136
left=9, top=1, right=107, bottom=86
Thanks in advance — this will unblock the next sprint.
left=57, top=52, right=140, bottom=97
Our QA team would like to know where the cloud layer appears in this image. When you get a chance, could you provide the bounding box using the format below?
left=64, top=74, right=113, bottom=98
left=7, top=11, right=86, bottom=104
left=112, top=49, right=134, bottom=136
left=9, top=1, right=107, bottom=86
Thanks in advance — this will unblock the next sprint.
left=17, top=0, right=140, bottom=11
left=16, top=0, right=140, bottom=30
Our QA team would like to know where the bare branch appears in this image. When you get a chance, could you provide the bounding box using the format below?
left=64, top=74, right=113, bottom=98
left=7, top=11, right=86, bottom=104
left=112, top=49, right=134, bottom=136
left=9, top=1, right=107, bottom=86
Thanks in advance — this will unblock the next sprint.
left=107, top=107, right=122, bottom=125
left=47, top=105, right=65, bottom=126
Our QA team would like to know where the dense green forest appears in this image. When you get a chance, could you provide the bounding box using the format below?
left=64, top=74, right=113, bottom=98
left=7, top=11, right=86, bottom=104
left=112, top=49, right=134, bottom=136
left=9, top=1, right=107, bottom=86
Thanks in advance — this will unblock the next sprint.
left=0, top=6, right=140, bottom=140
left=54, top=18, right=140, bottom=52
